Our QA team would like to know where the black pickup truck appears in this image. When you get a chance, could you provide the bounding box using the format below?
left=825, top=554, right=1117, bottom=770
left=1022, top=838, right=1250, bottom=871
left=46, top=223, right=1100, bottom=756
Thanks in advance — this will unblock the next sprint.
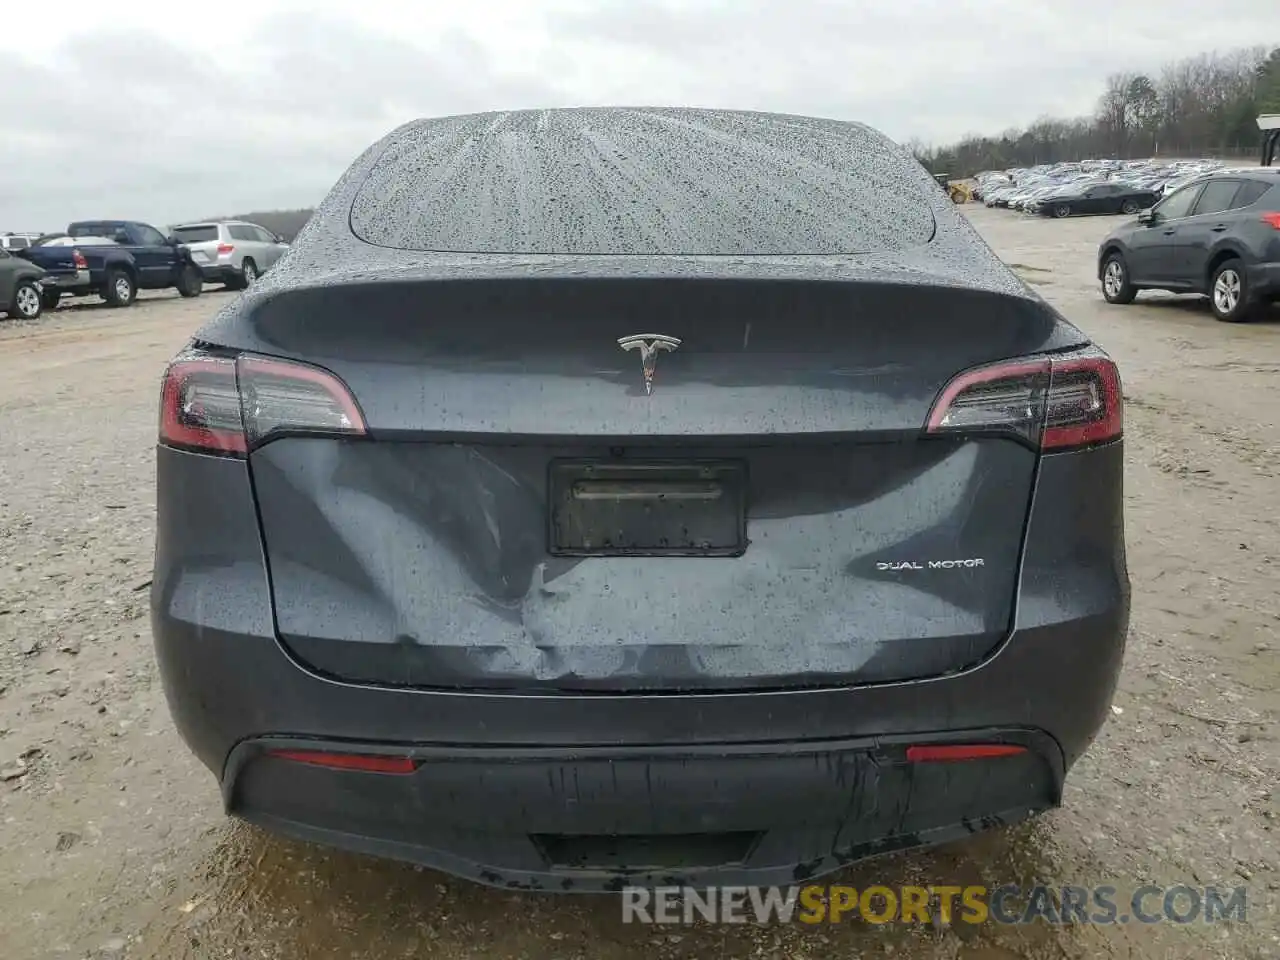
left=18, top=220, right=204, bottom=307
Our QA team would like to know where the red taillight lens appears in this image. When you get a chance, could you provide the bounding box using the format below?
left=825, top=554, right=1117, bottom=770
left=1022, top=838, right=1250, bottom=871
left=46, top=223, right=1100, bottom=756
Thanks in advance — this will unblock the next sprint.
left=926, top=357, right=1050, bottom=444
left=158, top=350, right=367, bottom=457
left=925, top=348, right=1122, bottom=451
left=72, top=249, right=88, bottom=269
left=1041, top=352, right=1123, bottom=449
left=216, top=242, right=234, bottom=256
left=1261, top=212, right=1280, bottom=230
left=267, top=750, right=418, bottom=774
left=906, top=744, right=1027, bottom=763
left=159, top=355, right=246, bottom=455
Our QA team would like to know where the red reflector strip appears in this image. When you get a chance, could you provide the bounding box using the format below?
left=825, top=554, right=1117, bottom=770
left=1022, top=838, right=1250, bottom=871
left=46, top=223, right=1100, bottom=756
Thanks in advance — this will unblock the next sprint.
left=267, top=749, right=418, bottom=774
left=905, top=744, right=1027, bottom=763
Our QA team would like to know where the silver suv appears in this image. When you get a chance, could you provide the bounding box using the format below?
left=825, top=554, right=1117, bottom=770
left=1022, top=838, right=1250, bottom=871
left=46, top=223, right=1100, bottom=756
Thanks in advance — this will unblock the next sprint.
left=170, top=220, right=289, bottom=290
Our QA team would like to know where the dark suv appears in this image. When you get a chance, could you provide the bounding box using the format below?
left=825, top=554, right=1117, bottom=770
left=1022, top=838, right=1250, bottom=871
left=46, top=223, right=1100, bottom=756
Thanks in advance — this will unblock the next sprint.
left=1097, top=170, right=1280, bottom=322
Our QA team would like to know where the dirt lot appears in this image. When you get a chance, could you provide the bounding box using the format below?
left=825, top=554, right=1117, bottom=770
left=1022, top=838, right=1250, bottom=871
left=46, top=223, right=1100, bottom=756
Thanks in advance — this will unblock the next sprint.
left=1, top=208, right=1277, bottom=959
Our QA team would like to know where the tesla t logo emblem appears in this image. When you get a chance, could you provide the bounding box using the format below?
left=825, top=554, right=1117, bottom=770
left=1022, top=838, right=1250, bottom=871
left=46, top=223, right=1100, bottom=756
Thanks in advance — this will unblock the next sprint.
left=617, top=334, right=681, bottom=395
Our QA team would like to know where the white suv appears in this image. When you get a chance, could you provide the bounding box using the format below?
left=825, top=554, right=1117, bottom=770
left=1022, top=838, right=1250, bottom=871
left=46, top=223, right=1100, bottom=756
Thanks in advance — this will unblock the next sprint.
left=1, top=233, right=42, bottom=252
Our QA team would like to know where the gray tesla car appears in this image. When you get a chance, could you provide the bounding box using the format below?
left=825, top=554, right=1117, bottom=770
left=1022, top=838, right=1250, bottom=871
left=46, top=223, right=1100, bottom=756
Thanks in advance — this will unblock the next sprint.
left=151, top=107, right=1129, bottom=891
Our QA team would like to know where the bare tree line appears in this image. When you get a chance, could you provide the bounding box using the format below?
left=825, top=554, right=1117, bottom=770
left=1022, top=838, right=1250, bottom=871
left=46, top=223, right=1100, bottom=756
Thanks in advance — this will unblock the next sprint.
left=914, top=46, right=1280, bottom=177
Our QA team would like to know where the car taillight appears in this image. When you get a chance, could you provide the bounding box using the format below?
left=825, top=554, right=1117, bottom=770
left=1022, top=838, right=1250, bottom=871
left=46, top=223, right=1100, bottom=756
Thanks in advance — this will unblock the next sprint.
left=158, top=349, right=367, bottom=457
left=1262, top=212, right=1280, bottom=230
left=925, top=348, right=1122, bottom=451
left=216, top=242, right=234, bottom=256
left=72, top=249, right=87, bottom=269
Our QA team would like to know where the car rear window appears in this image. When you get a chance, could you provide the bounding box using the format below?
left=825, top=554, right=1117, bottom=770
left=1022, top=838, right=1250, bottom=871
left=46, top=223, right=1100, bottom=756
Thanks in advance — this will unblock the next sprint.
left=350, top=109, right=937, bottom=255
left=174, top=226, right=220, bottom=243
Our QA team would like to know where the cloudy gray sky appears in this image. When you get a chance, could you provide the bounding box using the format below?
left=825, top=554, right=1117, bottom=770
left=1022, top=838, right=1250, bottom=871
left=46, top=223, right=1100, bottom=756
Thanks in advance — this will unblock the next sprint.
left=3, top=0, right=1278, bottom=229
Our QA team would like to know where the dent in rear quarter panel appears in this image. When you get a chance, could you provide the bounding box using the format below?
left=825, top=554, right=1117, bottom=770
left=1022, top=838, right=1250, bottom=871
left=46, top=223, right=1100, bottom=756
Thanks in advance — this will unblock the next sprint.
left=151, top=445, right=276, bottom=772
left=1011, top=440, right=1129, bottom=766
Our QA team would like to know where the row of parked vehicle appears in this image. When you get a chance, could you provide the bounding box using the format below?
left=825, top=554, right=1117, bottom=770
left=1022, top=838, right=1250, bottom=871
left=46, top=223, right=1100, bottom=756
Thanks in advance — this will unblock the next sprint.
left=975, top=158, right=1228, bottom=219
left=1, top=219, right=289, bottom=321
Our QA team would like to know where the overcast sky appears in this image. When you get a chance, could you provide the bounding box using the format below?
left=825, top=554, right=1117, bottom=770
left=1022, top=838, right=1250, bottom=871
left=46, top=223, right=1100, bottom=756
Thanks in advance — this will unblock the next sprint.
left=3, top=0, right=1278, bottom=229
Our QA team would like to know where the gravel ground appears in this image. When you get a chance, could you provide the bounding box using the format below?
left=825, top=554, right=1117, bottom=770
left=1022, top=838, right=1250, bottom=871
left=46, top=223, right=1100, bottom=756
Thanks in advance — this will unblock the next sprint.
left=1, top=208, right=1277, bottom=959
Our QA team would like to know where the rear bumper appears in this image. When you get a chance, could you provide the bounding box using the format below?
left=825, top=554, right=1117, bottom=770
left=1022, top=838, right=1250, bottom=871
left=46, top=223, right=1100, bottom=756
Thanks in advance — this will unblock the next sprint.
left=1248, top=261, right=1280, bottom=297
left=198, top=263, right=236, bottom=282
left=154, top=602, right=1118, bottom=889
left=41, top=269, right=92, bottom=292
left=151, top=441, right=1129, bottom=889
left=225, top=730, right=1060, bottom=890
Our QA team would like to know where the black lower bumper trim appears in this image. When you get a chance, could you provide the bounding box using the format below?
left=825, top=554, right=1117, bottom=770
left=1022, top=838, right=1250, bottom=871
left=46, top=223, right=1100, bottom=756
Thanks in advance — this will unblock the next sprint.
left=225, top=729, right=1061, bottom=891
left=1248, top=262, right=1280, bottom=298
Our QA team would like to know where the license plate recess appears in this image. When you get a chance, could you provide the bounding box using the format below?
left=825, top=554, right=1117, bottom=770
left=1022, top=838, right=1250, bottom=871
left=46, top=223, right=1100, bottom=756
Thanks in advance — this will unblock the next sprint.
left=548, top=460, right=746, bottom=557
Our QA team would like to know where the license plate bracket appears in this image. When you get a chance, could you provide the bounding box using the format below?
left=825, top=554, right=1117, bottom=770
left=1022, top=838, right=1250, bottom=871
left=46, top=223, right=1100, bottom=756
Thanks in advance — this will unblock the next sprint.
left=548, top=460, right=746, bottom=557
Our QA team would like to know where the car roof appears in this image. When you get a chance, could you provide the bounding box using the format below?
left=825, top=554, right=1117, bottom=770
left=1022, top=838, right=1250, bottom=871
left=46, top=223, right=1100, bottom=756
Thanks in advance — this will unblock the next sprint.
left=174, top=221, right=263, bottom=229
left=1220, top=167, right=1280, bottom=178
left=1176, top=169, right=1280, bottom=185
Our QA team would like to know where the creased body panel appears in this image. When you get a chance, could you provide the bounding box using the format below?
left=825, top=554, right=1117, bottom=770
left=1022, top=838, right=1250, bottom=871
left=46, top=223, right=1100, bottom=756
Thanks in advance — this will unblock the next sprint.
left=251, top=437, right=1035, bottom=691
left=223, top=274, right=1068, bottom=692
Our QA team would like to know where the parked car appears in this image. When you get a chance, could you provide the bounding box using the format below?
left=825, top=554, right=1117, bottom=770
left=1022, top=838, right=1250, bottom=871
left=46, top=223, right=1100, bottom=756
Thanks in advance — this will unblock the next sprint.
left=1098, top=169, right=1280, bottom=321
left=0, top=246, right=48, bottom=320
left=978, top=158, right=1229, bottom=215
left=984, top=185, right=1015, bottom=207
left=170, top=221, right=290, bottom=290
left=1019, top=182, right=1080, bottom=212
left=1, top=232, right=42, bottom=252
left=152, top=107, right=1129, bottom=892
left=1030, top=182, right=1159, bottom=218
left=24, top=236, right=105, bottom=307
left=19, top=220, right=204, bottom=307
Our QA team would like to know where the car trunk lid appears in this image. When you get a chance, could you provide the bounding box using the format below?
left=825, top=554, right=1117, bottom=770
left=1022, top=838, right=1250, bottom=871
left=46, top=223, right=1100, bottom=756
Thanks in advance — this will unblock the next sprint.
left=215, top=273, right=1079, bottom=692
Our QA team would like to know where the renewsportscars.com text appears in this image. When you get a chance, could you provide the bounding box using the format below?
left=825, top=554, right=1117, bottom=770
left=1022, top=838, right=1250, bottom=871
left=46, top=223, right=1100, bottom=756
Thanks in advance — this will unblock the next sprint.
left=621, top=884, right=1247, bottom=925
